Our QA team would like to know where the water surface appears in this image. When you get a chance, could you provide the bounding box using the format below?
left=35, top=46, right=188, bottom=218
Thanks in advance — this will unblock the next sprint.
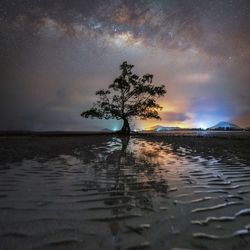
left=0, top=134, right=250, bottom=249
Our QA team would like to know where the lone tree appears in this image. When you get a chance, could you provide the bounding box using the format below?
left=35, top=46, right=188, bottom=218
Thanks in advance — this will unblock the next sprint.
left=81, top=61, right=166, bottom=133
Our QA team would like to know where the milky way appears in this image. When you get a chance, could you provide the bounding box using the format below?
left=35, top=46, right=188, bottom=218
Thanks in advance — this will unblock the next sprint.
left=0, top=0, right=250, bottom=130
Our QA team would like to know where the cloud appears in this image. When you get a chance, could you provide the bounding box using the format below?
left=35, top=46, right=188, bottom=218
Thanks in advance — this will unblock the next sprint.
left=160, top=112, right=190, bottom=122
left=176, top=73, right=211, bottom=84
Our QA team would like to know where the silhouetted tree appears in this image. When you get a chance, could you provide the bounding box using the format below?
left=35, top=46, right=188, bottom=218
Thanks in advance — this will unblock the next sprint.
left=81, top=61, right=166, bottom=133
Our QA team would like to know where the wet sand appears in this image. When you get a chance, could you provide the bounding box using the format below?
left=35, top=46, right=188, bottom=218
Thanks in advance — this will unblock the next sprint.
left=0, top=132, right=250, bottom=249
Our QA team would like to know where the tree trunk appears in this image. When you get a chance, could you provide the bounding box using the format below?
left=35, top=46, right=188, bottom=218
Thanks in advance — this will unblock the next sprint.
left=119, top=117, right=130, bottom=134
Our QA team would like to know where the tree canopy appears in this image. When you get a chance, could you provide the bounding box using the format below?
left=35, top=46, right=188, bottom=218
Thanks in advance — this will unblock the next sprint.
left=81, top=61, right=166, bottom=133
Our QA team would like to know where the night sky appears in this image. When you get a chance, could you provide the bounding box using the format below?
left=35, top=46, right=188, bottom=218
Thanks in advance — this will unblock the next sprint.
left=1, top=0, right=250, bottom=131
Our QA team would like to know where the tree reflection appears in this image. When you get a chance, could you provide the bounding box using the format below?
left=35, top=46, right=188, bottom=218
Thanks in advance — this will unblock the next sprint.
left=77, top=136, right=170, bottom=249
left=80, top=136, right=169, bottom=214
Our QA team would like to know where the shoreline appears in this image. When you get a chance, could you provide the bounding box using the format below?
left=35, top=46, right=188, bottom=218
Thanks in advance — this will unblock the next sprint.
left=0, top=130, right=250, bottom=140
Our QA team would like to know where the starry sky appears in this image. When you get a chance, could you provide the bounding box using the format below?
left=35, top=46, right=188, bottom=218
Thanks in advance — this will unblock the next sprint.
left=1, top=0, right=250, bottom=131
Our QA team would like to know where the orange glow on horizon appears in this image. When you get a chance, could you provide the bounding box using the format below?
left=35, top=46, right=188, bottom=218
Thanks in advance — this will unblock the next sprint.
left=138, top=101, right=195, bottom=129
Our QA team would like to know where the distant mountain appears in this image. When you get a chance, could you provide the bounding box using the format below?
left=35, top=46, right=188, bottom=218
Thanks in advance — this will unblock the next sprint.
left=208, top=121, right=241, bottom=130
left=148, top=125, right=181, bottom=131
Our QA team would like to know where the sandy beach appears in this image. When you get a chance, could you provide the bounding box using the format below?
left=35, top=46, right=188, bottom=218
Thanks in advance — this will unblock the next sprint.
left=0, top=132, right=250, bottom=250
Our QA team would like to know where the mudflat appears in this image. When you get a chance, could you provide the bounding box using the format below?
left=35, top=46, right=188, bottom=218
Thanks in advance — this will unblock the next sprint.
left=0, top=132, right=250, bottom=250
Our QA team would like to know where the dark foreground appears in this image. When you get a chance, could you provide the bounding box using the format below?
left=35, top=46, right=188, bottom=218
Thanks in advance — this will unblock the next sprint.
left=0, top=132, right=250, bottom=250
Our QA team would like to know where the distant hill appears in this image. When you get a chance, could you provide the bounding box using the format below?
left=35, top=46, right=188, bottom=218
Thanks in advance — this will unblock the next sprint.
left=208, top=121, right=242, bottom=130
left=147, top=125, right=181, bottom=131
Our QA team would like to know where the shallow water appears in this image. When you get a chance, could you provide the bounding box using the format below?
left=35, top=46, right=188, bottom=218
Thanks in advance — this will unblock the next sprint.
left=0, top=135, right=250, bottom=250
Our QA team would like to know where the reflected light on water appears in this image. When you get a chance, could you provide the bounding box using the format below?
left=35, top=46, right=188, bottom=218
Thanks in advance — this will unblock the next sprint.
left=0, top=135, right=250, bottom=249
